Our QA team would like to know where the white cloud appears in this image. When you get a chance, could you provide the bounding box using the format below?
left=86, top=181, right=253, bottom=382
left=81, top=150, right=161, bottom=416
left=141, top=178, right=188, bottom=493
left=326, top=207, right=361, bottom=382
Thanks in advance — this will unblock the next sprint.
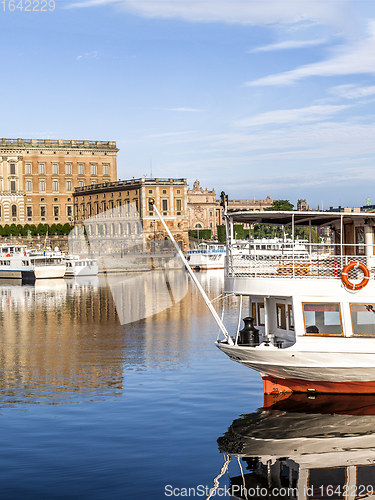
left=250, top=37, right=328, bottom=53
left=235, top=104, right=350, bottom=127
left=66, top=0, right=352, bottom=30
left=77, top=51, right=99, bottom=60
left=328, top=84, right=375, bottom=100
left=155, top=107, right=201, bottom=112
left=246, top=20, right=375, bottom=86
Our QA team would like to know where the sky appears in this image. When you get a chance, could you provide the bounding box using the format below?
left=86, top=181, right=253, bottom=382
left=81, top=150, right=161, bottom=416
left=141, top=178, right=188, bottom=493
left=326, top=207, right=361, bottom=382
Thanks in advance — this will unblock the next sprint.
left=2, top=0, right=375, bottom=208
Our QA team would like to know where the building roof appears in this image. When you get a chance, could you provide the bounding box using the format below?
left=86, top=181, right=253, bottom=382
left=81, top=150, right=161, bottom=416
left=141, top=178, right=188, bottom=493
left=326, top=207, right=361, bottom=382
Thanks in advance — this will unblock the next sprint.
left=0, top=138, right=118, bottom=151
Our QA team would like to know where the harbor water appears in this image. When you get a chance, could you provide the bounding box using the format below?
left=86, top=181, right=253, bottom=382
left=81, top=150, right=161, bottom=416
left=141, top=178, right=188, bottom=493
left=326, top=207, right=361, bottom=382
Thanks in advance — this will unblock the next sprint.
left=0, top=271, right=373, bottom=499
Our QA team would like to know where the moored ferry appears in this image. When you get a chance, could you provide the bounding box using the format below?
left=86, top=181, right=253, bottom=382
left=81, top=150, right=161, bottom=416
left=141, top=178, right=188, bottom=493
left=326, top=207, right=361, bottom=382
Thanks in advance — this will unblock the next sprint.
left=0, top=245, right=66, bottom=281
left=186, top=242, right=227, bottom=270
left=215, top=204, right=375, bottom=395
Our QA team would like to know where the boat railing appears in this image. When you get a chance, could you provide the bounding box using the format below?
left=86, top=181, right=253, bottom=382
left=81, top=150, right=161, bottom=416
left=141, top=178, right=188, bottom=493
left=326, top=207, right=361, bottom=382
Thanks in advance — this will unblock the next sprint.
left=226, top=242, right=375, bottom=280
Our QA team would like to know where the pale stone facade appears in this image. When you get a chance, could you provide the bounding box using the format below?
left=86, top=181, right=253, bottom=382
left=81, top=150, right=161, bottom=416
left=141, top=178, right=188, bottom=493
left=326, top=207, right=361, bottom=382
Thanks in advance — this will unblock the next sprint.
left=187, top=179, right=274, bottom=236
left=0, top=138, right=118, bottom=226
left=187, top=180, right=217, bottom=233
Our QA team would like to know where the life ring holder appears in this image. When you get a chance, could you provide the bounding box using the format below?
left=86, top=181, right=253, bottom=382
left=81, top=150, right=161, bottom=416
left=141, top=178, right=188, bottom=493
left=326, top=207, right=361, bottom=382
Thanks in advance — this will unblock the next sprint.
left=341, top=261, right=370, bottom=291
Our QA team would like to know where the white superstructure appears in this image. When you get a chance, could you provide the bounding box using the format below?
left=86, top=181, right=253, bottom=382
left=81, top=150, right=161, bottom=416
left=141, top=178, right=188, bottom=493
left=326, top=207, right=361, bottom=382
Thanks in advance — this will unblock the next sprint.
left=64, top=256, right=98, bottom=277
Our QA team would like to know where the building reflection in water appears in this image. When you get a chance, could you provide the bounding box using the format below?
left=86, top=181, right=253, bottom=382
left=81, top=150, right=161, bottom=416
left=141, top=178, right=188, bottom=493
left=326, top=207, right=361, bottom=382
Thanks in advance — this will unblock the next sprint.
left=214, top=394, right=375, bottom=500
left=0, top=267, right=220, bottom=406
left=0, top=278, right=124, bottom=405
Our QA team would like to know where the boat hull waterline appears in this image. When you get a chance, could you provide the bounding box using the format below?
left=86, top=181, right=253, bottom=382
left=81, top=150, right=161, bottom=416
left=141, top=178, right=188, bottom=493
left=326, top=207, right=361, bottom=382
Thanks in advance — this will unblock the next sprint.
left=216, top=342, right=375, bottom=394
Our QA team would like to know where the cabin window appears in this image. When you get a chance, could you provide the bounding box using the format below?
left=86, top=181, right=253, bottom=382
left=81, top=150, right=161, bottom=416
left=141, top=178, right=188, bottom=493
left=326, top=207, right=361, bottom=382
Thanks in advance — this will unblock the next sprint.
left=257, top=303, right=265, bottom=326
left=251, top=303, right=257, bottom=325
left=356, top=227, right=365, bottom=256
left=303, top=303, right=342, bottom=336
left=350, top=304, right=375, bottom=336
left=276, top=304, right=286, bottom=330
left=308, top=468, right=346, bottom=500
left=288, top=305, right=294, bottom=330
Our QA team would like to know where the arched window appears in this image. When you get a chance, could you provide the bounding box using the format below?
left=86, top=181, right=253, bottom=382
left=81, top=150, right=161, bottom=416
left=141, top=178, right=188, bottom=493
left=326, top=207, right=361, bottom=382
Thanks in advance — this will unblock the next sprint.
left=11, top=205, right=17, bottom=218
left=195, top=223, right=202, bottom=228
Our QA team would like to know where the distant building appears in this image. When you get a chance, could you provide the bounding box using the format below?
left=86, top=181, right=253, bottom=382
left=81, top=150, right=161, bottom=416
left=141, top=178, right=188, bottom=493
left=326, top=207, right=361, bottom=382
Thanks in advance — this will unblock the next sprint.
left=215, top=196, right=274, bottom=226
left=187, top=180, right=217, bottom=234
left=73, top=177, right=189, bottom=251
left=297, top=199, right=307, bottom=211
left=0, top=137, right=118, bottom=226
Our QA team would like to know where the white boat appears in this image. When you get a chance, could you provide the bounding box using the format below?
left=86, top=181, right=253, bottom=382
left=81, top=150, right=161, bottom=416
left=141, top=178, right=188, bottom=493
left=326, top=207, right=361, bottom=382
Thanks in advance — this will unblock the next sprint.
left=0, top=244, right=66, bottom=281
left=215, top=394, right=375, bottom=500
left=186, top=242, right=227, bottom=270
left=212, top=203, right=375, bottom=395
left=64, top=255, right=98, bottom=277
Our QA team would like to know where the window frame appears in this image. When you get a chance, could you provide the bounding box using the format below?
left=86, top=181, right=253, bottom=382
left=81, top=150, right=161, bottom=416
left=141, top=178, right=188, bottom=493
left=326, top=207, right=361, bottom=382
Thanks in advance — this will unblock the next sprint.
left=276, top=303, right=287, bottom=330
left=303, top=302, right=343, bottom=337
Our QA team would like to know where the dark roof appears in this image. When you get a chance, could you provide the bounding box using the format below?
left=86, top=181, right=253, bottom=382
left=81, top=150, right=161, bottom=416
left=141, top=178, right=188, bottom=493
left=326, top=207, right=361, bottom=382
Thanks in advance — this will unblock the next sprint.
left=226, top=210, right=375, bottom=226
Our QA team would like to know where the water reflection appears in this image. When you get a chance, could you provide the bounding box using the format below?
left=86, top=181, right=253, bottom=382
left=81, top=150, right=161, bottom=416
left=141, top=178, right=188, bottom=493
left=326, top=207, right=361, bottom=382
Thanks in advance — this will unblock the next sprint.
left=216, top=394, right=375, bottom=500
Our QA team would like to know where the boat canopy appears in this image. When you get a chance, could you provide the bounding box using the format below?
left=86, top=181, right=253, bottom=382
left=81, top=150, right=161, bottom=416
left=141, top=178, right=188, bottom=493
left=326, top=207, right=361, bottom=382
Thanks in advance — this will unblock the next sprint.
left=226, top=210, right=375, bottom=227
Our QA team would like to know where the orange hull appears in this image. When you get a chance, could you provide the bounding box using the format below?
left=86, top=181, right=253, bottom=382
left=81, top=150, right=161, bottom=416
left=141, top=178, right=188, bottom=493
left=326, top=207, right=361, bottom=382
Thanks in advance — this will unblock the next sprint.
left=263, top=376, right=375, bottom=396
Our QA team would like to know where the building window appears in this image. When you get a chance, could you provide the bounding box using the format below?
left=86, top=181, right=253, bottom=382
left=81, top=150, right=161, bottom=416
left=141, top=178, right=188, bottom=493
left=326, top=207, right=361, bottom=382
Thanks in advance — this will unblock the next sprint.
left=10, top=181, right=16, bottom=192
left=149, top=189, right=153, bottom=194
left=27, top=206, right=32, bottom=217
left=11, top=205, right=17, bottom=218
left=79, top=181, right=84, bottom=187
left=162, top=189, right=167, bottom=194
left=162, top=199, right=168, bottom=211
left=91, top=181, right=96, bottom=185
left=54, top=206, right=59, bottom=217
left=91, top=164, right=97, bottom=175
left=78, top=164, right=84, bottom=175
left=103, top=164, right=109, bottom=175
left=67, top=206, right=72, bottom=217
left=176, top=190, right=181, bottom=194
left=65, top=163, right=72, bottom=175
left=40, top=206, right=46, bottom=217
left=9, top=164, right=15, bottom=175
left=176, top=199, right=182, bottom=211
left=303, top=303, right=342, bottom=336
left=276, top=304, right=286, bottom=330
left=39, top=164, right=45, bottom=174
left=25, top=164, right=31, bottom=174
left=66, top=181, right=72, bottom=191
left=52, top=164, right=58, bottom=174
left=39, top=180, right=45, bottom=192
left=53, top=180, right=59, bottom=191
left=148, top=199, right=154, bottom=211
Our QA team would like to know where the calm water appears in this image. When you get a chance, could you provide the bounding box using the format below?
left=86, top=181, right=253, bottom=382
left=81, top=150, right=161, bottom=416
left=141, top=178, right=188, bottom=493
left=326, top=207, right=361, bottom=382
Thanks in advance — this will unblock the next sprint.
left=0, top=271, right=374, bottom=499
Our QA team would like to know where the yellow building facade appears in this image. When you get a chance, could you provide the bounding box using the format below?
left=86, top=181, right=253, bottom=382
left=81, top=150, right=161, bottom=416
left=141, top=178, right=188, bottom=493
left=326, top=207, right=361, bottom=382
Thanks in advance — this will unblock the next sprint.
left=0, top=138, right=118, bottom=226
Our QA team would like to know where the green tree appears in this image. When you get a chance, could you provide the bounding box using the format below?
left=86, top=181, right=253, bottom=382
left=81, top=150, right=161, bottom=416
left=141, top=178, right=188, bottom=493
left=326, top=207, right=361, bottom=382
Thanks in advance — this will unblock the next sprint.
left=9, top=224, right=18, bottom=236
left=268, top=200, right=294, bottom=211
left=234, top=224, right=245, bottom=240
left=63, top=223, right=72, bottom=235
left=216, top=225, right=226, bottom=242
left=49, top=224, right=57, bottom=235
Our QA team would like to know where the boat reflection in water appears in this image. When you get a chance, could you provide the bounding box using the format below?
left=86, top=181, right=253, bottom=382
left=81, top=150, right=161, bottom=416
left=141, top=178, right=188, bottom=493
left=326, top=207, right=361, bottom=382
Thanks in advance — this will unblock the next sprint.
left=215, top=394, right=375, bottom=500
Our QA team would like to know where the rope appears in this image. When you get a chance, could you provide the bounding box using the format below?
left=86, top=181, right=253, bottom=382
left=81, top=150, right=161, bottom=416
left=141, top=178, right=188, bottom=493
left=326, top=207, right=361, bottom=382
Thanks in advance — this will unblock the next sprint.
left=205, top=454, right=232, bottom=500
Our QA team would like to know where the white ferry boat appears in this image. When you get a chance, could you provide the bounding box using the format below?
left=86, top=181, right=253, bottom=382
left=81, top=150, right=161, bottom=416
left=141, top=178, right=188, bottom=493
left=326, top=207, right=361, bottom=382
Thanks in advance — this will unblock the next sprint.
left=215, top=204, right=375, bottom=395
left=64, top=256, right=98, bottom=277
left=0, top=245, right=66, bottom=282
left=186, top=238, right=310, bottom=271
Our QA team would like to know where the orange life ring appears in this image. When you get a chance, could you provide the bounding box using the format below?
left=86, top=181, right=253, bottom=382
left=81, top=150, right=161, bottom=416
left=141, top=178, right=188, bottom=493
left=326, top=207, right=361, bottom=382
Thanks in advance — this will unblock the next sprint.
left=6, top=254, right=10, bottom=257
left=341, top=261, right=370, bottom=290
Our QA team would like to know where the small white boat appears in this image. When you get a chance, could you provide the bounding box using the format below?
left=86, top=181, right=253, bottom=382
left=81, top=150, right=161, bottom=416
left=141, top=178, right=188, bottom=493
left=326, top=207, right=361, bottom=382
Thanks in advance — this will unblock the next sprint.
left=0, top=245, right=66, bottom=281
left=186, top=242, right=227, bottom=270
left=64, top=256, right=98, bottom=277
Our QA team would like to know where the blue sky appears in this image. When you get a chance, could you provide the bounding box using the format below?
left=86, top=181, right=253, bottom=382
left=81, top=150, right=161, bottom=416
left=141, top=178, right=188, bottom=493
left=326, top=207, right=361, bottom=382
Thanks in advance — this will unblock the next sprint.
left=2, top=0, right=375, bottom=208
